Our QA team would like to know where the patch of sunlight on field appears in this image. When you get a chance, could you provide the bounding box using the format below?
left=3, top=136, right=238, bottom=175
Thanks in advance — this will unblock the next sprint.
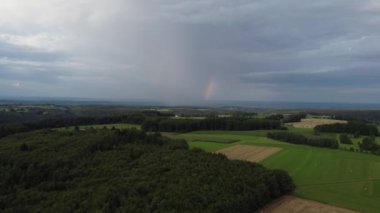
left=289, top=118, right=347, bottom=129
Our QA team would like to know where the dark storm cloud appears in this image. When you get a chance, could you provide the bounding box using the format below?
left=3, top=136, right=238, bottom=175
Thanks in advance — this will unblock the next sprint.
left=0, top=0, right=379, bottom=103
left=241, top=69, right=380, bottom=87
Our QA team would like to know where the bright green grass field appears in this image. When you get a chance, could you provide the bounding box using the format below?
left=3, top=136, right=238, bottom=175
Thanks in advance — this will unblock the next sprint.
left=170, top=130, right=380, bottom=213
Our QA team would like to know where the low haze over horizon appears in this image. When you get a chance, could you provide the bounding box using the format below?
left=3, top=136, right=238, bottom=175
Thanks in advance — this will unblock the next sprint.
left=1, top=0, right=380, bottom=104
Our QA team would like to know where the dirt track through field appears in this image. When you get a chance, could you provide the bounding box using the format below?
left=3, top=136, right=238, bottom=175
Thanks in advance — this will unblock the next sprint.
left=215, top=145, right=281, bottom=162
left=260, top=196, right=358, bottom=213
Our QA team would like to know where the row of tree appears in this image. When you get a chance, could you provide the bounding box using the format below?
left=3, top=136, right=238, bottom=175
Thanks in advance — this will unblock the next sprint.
left=283, top=113, right=307, bottom=123
left=359, top=137, right=380, bottom=155
left=339, top=134, right=353, bottom=144
left=0, top=112, right=169, bottom=138
left=305, top=109, right=380, bottom=122
left=142, top=118, right=282, bottom=132
left=267, top=132, right=339, bottom=149
left=314, top=122, right=379, bottom=136
left=0, top=129, right=294, bottom=212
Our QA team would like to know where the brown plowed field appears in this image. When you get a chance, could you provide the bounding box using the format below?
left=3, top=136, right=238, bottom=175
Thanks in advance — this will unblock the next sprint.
left=259, top=196, right=358, bottom=213
left=215, top=145, right=281, bottom=162
left=290, top=118, right=347, bottom=129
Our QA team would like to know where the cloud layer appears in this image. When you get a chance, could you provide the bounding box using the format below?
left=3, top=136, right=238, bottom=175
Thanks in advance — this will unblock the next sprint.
left=0, top=0, right=379, bottom=103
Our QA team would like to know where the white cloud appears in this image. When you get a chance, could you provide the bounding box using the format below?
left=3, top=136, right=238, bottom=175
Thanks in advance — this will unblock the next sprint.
left=0, top=33, right=67, bottom=51
left=12, top=82, right=21, bottom=88
left=363, top=0, right=380, bottom=11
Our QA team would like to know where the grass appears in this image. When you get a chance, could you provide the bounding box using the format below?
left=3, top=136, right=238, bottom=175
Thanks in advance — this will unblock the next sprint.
left=168, top=129, right=380, bottom=213
left=262, top=147, right=380, bottom=212
left=189, top=141, right=235, bottom=152
left=192, top=138, right=240, bottom=143
left=172, top=116, right=206, bottom=120
left=157, top=108, right=173, bottom=112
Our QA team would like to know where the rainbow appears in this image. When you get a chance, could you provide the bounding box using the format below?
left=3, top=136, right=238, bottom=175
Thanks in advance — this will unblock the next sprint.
left=203, top=79, right=214, bottom=99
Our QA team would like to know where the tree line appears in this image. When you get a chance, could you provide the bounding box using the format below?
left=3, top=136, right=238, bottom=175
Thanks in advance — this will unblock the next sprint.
left=314, top=122, right=379, bottom=136
left=0, top=112, right=171, bottom=138
left=0, top=106, right=71, bottom=124
left=0, top=129, right=294, bottom=212
left=305, top=109, right=380, bottom=122
left=142, top=118, right=282, bottom=132
left=264, top=113, right=307, bottom=123
left=0, top=113, right=282, bottom=138
left=339, top=134, right=353, bottom=144
left=359, top=137, right=380, bottom=155
left=283, top=113, right=307, bottom=123
left=267, top=131, right=339, bottom=149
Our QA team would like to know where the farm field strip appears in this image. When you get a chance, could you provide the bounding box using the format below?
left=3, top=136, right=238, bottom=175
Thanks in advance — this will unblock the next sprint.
left=215, top=145, right=282, bottom=162
left=260, top=195, right=358, bottom=213
left=191, top=137, right=240, bottom=143
left=188, top=141, right=235, bottom=152
left=296, top=178, right=380, bottom=187
left=289, top=118, right=347, bottom=129
left=175, top=132, right=285, bottom=146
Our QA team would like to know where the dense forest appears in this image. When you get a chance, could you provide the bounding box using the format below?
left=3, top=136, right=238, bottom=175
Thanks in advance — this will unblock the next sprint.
left=0, top=105, right=268, bottom=138
left=0, top=129, right=294, bottom=212
left=142, top=118, right=282, bottom=132
left=0, top=114, right=281, bottom=139
left=267, top=132, right=339, bottom=149
left=314, top=122, right=379, bottom=136
left=0, top=106, right=71, bottom=124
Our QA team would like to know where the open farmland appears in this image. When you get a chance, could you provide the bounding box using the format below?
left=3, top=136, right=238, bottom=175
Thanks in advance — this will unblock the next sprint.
left=215, top=145, right=281, bottom=162
left=169, top=130, right=380, bottom=212
left=290, top=118, right=347, bottom=129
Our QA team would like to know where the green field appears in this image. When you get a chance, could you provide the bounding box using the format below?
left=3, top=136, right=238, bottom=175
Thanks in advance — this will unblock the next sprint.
left=60, top=123, right=140, bottom=131
left=173, top=116, right=206, bottom=120
left=169, top=130, right=380, bottom=212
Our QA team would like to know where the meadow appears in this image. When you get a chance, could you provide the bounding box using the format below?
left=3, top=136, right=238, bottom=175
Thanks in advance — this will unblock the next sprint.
left=169, top=130, right=380, bottom=212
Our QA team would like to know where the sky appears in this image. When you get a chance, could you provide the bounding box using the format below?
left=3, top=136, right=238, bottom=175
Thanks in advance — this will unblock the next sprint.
left=0, top=0, right=380, bottom=104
